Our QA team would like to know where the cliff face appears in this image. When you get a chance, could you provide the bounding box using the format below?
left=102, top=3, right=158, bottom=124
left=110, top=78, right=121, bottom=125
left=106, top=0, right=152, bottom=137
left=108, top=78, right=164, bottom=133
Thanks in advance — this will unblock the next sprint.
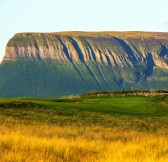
left=4, top=32, right=168, bottom=69
left=0, top=32, right=168, bottom=97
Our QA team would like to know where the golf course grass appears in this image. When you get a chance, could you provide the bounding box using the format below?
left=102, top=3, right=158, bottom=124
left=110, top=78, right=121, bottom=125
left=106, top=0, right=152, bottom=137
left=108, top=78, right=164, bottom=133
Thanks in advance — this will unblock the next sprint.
left=0, top=95, right=168, bottom=161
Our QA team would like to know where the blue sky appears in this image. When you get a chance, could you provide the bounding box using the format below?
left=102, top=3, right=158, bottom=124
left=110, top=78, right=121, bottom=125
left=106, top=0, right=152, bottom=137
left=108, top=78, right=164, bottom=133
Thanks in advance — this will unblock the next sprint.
left=0, top=0, right=168, bottom=61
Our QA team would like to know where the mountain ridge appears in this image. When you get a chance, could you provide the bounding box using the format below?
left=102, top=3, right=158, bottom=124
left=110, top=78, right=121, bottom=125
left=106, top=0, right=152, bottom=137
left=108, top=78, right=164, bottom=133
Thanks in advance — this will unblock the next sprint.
left=0, top=31, right=168, bottom=97
left=3, top=32, right=168, bottom=67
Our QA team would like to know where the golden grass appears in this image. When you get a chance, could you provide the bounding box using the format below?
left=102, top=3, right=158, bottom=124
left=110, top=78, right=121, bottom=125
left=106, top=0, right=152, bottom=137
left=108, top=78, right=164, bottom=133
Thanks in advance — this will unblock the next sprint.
left=13, top=31, right=168, bottom=41
left=0, top=121, right=168, bottom=162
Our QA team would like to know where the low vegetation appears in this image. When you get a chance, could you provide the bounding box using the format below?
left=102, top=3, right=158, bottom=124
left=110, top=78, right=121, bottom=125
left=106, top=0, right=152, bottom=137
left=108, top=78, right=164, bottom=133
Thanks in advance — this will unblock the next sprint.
left=0, top=94, right=168, bottom=161
left=80, top=90, right=168, bottom=98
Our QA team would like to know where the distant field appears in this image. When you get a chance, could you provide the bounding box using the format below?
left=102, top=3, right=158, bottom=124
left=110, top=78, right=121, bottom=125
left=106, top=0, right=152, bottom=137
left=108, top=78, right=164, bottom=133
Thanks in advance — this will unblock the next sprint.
left=0, top=96, right=168, bottom=161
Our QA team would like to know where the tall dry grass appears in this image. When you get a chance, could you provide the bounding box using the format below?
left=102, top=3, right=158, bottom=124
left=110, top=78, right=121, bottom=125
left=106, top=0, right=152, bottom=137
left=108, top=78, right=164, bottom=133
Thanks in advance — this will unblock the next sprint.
left=0, top=122, right=167, bottom=162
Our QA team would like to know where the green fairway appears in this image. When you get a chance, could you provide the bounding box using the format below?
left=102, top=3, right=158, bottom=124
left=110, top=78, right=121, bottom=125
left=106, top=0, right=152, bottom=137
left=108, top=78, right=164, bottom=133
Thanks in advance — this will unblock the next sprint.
left=1, top=95, right=168, bottom=115
left=0, top=96, right=168, bottom=133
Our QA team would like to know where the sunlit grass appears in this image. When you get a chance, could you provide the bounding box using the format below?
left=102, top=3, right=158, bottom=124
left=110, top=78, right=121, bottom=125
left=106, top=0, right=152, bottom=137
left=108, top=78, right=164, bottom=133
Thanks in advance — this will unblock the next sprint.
left=0, top=96, right=168, bottom=161
left=0, top=123, right=167, bottom=162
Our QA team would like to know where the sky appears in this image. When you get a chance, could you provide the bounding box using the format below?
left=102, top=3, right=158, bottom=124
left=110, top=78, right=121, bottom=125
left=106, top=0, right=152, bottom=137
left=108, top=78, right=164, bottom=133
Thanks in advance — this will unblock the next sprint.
left=0, top=0, right=168, bottom=62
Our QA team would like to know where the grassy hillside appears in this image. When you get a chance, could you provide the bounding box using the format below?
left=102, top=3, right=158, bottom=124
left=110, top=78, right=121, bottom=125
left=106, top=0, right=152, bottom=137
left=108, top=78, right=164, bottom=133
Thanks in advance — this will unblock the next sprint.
left=0, top=95, right=168, bottom=161
left=0, top=60, right=168, bottom=97
left=7, top=31, right=168, bottom=47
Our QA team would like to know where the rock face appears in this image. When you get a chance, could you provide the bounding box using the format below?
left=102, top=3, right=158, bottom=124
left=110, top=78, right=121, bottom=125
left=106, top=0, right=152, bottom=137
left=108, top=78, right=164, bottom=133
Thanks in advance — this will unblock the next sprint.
left=0, top=32, right=168, bottom=97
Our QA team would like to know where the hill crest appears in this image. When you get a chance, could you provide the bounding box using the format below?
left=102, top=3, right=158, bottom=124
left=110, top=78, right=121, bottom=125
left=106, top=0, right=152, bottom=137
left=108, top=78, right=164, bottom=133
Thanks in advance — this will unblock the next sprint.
left=0, top=31, right=168, bottom=97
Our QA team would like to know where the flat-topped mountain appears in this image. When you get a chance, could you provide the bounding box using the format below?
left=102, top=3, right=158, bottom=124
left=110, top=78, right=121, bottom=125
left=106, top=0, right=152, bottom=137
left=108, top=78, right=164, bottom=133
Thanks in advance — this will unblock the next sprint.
left=4, top=32, right=168, bottom=69
left=0, top=31, right=168, bottom=97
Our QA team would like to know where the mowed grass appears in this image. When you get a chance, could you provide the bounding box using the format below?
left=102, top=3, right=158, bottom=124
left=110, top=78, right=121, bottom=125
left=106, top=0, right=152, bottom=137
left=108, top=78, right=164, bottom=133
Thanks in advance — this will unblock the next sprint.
left=0, top=96, right=168, bottom=162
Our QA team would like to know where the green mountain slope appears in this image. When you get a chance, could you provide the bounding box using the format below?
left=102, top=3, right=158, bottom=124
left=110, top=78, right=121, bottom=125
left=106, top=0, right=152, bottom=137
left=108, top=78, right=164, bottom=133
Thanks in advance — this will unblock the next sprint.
left=0, top=32, right=168, bottom=97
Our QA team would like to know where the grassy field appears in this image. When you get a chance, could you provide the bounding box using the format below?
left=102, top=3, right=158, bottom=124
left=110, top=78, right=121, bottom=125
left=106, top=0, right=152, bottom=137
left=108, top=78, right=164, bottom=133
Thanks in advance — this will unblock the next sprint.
left=0, top=95, right=168, bottom=161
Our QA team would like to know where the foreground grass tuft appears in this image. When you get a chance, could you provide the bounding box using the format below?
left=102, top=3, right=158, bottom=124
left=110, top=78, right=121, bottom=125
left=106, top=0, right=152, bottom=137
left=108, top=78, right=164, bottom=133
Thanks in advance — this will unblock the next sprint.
left=0, top=96, right=168, bottom=161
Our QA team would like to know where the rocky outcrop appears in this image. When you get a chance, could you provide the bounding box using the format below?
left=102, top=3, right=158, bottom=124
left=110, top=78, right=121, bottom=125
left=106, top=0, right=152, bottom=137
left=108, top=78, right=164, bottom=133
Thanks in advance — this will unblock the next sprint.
left=0, top=32, right=168, bottom=97
left=3, top=32, right=168, bottom=69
